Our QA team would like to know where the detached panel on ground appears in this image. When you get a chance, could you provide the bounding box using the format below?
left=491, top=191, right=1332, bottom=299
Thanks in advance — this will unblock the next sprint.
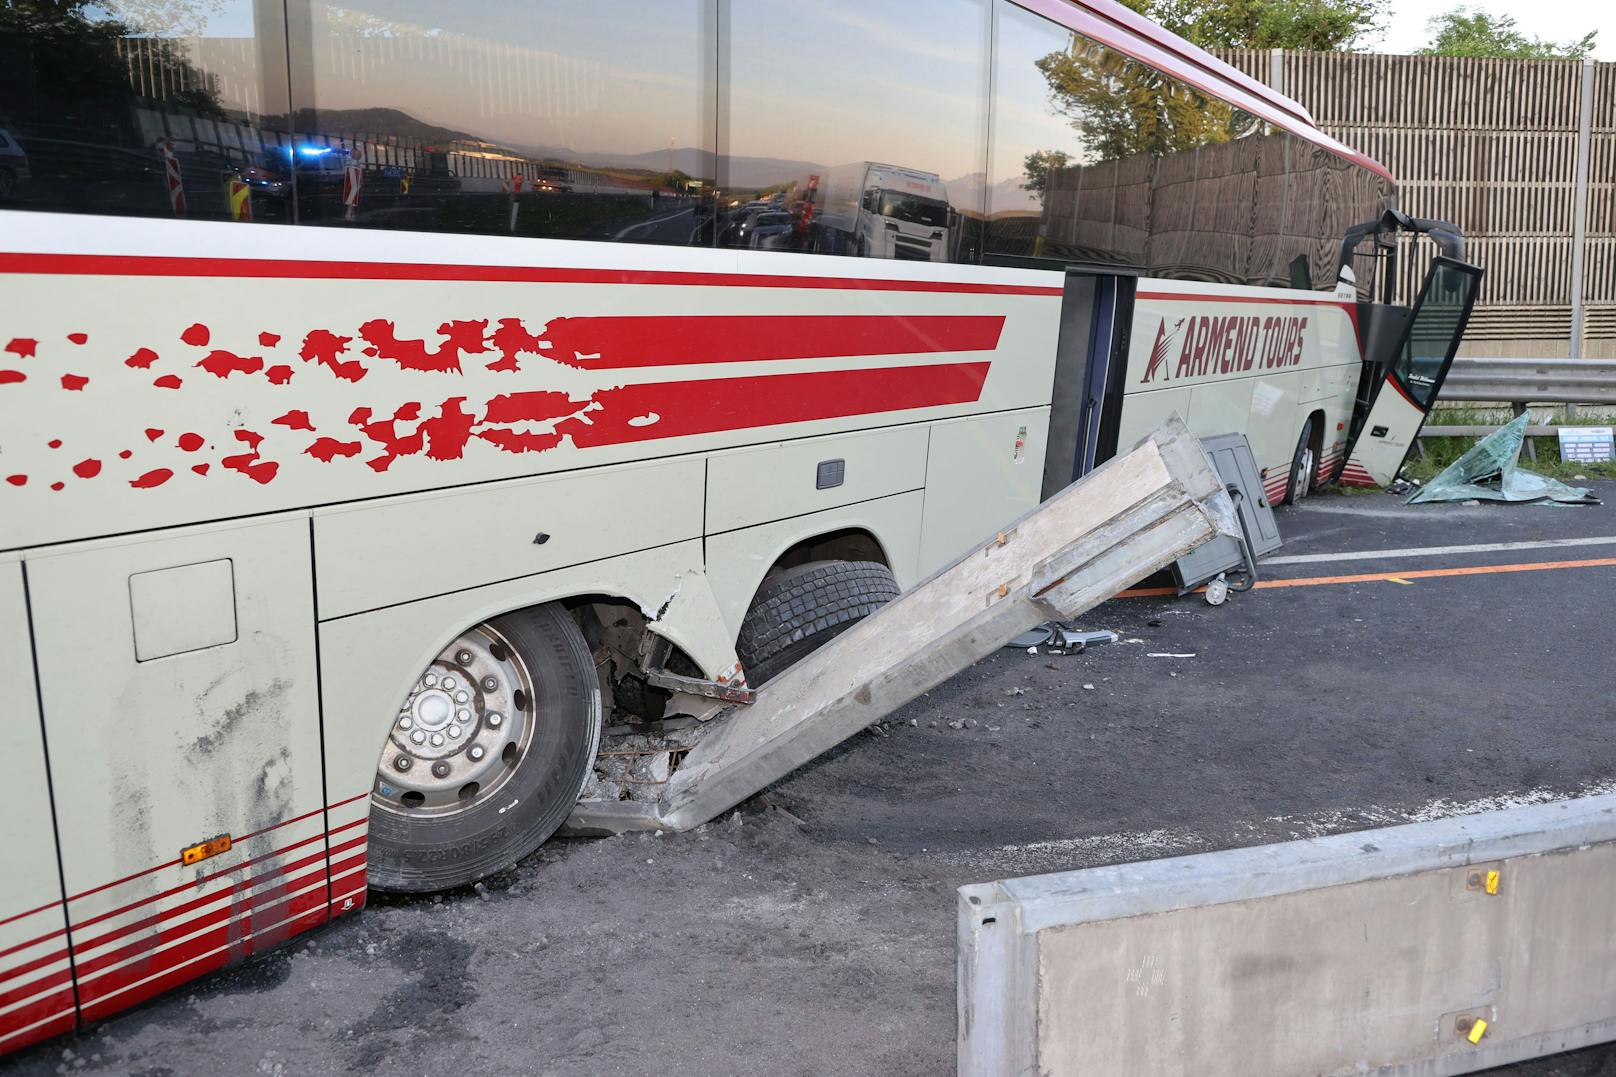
left=959, top=794, right=1616, bottom=1076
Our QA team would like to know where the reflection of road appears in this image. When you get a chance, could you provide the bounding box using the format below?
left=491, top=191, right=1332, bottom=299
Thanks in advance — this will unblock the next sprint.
left=610, top=204, right=696, bottom=242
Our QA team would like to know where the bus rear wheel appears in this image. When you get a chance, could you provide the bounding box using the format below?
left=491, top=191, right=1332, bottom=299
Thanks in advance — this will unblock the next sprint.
left=367, top=603, right=601, bottom=893
left=736, top=560, right=899, bottom=686
left=1285, top=419, right=1316, bottom=505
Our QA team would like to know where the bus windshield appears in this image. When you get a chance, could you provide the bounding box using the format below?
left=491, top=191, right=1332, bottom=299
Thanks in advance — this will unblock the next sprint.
left=878, top=192, right=948, bottom=228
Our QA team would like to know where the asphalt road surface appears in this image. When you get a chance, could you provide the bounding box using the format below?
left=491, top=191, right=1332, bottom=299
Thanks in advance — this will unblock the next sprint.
left=11, top=484, right=1616, bottom=1077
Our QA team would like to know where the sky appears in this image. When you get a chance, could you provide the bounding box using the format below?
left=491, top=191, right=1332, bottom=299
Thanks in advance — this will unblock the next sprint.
left=1376, top=0, right=1616, bottom=59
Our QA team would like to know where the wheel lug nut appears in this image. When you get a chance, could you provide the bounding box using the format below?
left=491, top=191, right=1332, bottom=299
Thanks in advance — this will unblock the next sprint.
left=411, top=730, right=425, bottom=745
left=456, top=650, right=473, bottom=665
left=482, top=677, right=498, bottom=691
left=457, top=708, right=471, bottom=722
left=455, top=690, right=469, bottom=703
left=469, top=746, right=485, bottom=761
left=449, top=725, right=462, bottom=739
left=431, top=761, right=450, bottom=778
left=443, top=676, right=457, bottom=689
left=399, top=717, right=413, bottom=729
left=487, top=712, right=502, bottom=728
left=424, top=674, right=437, bottom=687
left=430, top=733, right=444, bottom=747
left=395, top=755, right=412, bottom=771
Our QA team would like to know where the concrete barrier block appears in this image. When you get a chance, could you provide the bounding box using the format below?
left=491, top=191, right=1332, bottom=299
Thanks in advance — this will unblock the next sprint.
left=959, top=794, right=1616, bottom=1076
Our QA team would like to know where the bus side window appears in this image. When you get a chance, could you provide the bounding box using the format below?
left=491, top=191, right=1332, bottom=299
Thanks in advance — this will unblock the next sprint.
left=0, top=0, right=292, bottom=223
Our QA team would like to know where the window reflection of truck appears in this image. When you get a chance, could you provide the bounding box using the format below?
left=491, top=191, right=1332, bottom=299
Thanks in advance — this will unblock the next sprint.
left=815, top=162, right=954, bottom=261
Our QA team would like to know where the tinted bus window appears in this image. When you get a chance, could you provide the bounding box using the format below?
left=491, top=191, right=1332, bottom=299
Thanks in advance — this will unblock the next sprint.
left=0, top=0, right=291, bottom=221
left=721, top=0, right=989, bottom=262
left=288, top=1, right=714, bottom=242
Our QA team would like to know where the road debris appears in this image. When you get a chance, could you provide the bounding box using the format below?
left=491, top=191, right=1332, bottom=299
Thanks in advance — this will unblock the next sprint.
left=1409, top=414, right=1598, bottom=505
left=1006, top=625, right=1120, bottom=651
left=1147, top=652, right=1197, bottom=658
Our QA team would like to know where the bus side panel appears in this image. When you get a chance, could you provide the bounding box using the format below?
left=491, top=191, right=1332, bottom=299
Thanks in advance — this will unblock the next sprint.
left=24, top=517, right=329, bottom=1028
left=0, top=558, right=76, bottom=1054
left=706, top=492, right=926, bottom=641
left=917, top=408, right=1050, bottom=578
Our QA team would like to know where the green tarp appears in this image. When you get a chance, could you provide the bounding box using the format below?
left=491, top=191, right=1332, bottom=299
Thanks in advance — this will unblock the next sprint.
left=1408, top=414, right=1597, bottom=505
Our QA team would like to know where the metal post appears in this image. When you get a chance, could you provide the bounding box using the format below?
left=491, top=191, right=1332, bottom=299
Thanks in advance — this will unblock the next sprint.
left=1568, top=57, right=1595, bottom=423
left=1269, top=47, right=1284, bottom=95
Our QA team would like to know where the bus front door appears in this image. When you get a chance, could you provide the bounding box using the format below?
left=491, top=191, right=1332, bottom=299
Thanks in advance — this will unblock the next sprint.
left=1041, top=270, right=1136, bottom=498
left=1341, top=257, right=1483, bottom=487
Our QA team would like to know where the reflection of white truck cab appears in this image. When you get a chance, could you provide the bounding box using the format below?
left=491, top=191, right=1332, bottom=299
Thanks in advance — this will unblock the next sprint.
left=817, top=161, right=953, bottom=261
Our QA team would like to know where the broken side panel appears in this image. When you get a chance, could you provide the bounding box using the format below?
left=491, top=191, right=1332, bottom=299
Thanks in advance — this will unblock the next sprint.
left=25, top=517, right=329, bottom=1027
left=0, top=557, right=76, bottom=1054
left=1342, top=258, right=1483, bottom=486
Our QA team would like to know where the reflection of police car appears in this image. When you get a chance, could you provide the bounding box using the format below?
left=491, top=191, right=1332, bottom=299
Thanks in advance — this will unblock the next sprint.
left=0, top=128, right=31, bottom=200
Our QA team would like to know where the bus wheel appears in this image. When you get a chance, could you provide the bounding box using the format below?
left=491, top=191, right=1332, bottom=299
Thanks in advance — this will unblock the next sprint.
left=1285, top=420, right=1316, bottom=505
left=367, top=603, right=601, bottom=893
left=736, top=560, right=899, bottom=686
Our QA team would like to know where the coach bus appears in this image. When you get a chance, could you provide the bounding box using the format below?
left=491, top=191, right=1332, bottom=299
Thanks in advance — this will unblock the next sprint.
left=0, top=0, right=1479, bottom=1053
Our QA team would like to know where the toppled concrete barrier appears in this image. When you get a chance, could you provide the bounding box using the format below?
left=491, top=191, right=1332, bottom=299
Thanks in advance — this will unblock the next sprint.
left=569, top=416, right=1234, bottom=834
left=958, top=793, right=1616, bottom=1077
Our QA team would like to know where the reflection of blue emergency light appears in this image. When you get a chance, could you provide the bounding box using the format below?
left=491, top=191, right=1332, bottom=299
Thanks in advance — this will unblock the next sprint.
left=296, top=145, right=334, bottom=158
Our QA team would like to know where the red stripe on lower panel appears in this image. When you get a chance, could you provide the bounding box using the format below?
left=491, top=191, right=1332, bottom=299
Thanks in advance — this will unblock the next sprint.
left=0, top=936, right=69, bottom=980
left=539, top=315, right=1004, bottom=370
left=0, top=253, right=1065, bottom=297
left=559, top=362, right=991, bottom=449
left=0, top=965, right=71, bottom=1014
left=0, top=993, right=75, bottom=1053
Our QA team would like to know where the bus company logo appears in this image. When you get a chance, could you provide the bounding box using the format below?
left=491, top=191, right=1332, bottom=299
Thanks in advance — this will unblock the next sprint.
left=1138, top=318, right=1183, bottom=384
left=1165, top=313, right=1310, bottom=381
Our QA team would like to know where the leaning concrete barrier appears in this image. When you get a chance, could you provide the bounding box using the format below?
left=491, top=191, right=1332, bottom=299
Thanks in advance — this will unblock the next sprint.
left=959, top=794, right=1616, bottom=1076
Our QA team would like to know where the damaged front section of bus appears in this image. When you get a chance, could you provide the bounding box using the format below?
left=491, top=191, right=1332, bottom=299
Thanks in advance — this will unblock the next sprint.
left=1337, top=209, right=1485, bottom=489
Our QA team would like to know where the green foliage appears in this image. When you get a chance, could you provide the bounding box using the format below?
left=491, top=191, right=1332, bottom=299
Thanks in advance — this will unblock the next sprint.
left=1116, top=0, right=1385, bottom=51
left=1418, top=8, right=1596, bottom=60
left=1020, top=149, right=1072, bottom=198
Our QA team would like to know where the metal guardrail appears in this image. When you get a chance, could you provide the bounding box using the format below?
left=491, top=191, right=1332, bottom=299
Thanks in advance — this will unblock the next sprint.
left=1439, top=357, right=1616, bottom=405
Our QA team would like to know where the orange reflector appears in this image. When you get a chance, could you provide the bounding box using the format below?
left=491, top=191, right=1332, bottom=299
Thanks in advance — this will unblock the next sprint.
left=181, top=834, right=232, bottom=866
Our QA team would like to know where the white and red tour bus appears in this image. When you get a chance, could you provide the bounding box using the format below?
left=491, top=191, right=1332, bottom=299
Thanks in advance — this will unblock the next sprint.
left=0, top=0, right=1479, bottom=1053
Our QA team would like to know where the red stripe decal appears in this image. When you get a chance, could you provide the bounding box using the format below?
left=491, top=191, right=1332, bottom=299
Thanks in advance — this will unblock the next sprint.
left=1136, top=290, right=1355, bottom=310
left=536, top=314, right=1004, bottom=369
left=0, top=992, right=75, bottom=1051
left=1386, top=376, right=1422, bottom=410
left=0, top=965, right=71, bottom=1014
left=0, top=253, right=1063, bottom=297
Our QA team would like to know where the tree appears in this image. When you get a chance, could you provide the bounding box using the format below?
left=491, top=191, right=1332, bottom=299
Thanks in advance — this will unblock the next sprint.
left=1418, top=8, right=1596, bottom=59
left=1116, top=0, right=1386, bottom=52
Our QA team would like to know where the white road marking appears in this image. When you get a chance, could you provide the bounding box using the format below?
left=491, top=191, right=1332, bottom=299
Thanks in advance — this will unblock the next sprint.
left=953, top=779, right=1616, bottom=875
left=1264, top=534, right=1616, bottom=565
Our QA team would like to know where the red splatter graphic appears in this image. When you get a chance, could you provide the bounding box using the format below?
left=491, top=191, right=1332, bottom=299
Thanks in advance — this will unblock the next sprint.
left=300, top=330, right=366, bottom=382
left=72, top=458, right=101, bottom=479
left=67, top=332, right=88, bottom=345
left=154, top=374, right=182, bottom=389
left=5, top=475, right=25, bottom=487
left=192, top=463, right=210, bottom=476
left=125, top=347, right=159, bottom=369
left=348, top=403, right=426, bottom=473
left=0, top=370, right=24, bottom=384
left=477, top=390, right=584, bottom=454
left=47, top=439, right=61, bottom=449
left=178, top=432, right=204, bottom=452
left=5, top=338, right=37, bottom=359
left=50, top=482, right=64, bottom=491
left=359, top=319, right=487, bottom=373
left=197, top=349, right=264, bottom=378
left=259, top=332, right=281, bottom=347
left=488, top=318, right=547, bottom=372
left=119, top=450, right=133, bottom=460
left=306, top=438, right=363, bottom=462
left=272, top=409, right=314, bottom=432
left=221, top=429, right=278, bottom=485
left=145, top=428, right=165, bottom=441
left=265, top=364, right=294, bottom=385
left=61, top=374, right=88, bottom=391
left=130, top=468, right=173, bottom=489
left=181, top=323, right=211, bottom=347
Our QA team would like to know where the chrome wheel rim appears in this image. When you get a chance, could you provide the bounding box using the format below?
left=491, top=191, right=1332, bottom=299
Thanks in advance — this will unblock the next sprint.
left=372, top=623, right=536, bottom=817
left=1293, top=445, right=1315, bottom=502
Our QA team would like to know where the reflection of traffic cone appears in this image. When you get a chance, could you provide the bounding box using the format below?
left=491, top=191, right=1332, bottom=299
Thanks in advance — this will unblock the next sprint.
left=342, top=164, right=363, bottom=221
left=224, top=177, right=252, bottom=221
left=399, top=174, right=412, bottom=196
left=158, top=140, right=186, bottom=217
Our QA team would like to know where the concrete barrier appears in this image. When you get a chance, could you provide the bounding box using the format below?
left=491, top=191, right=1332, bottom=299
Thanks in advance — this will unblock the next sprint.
left=959, top=794, right=1616, bottom=1076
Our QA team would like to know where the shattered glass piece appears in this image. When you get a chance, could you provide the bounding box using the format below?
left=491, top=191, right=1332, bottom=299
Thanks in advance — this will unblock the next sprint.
left=1408, top=414, right=1598, bottom=505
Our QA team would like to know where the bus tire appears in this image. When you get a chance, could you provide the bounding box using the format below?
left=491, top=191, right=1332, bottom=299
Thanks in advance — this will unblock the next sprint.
left=367, top=603, right=601, bottom=893
left=1285, top=419, right=1316, bottom=505
left=736, top=560, right=899, bottom=686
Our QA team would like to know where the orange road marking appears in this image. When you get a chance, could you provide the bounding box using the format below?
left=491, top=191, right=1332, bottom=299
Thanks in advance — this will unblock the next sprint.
left=1115, top=556, right=1616, bottom=599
